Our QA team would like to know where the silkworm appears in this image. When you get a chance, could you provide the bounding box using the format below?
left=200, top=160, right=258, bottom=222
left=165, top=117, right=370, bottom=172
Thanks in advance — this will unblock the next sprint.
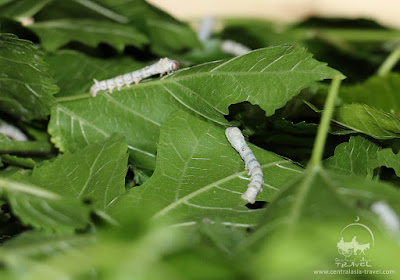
left=197, top=16, right=215, bottom=42
left=225, top=127, right=263, bottom=204
left=0, top=122, right=28, bottom=141
left=221, top=40, right=251, bottom=56
left=90, top=58, right=179, bottom=97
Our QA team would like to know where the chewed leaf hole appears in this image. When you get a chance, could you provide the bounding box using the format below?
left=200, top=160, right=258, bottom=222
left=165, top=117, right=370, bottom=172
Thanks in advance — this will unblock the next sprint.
left=245, top=201, right=268, bottom=209
left=83, top=198, right=93, bottom=205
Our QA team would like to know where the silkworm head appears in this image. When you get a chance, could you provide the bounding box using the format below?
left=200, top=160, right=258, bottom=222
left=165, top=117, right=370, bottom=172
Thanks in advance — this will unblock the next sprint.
left=170, top=60, right=180, bottom=71
left=225, top=127, right=245, bottom=150
left=225, top=127, right=243, bottom=140
left=90, top=84, right=99, bottom=97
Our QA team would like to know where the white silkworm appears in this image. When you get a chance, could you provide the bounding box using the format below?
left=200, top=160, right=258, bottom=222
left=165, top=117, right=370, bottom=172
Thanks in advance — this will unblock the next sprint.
left=225, top=127, right=263, bottom=204
left=197, top=16, right=216, bottom=42
left=221, top=40, right=251, bottom=56
left=371, top=201, right=400, bottom=234
left=0, top=122, right=28, bottom=141
left=90, top=58, right=179, bottom=97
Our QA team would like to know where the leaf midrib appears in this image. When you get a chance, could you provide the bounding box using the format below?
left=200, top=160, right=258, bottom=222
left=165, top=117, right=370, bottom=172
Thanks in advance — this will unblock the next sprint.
left=55, top=69, right=326, bottom=103
left=154, top=160, right=289, bottom=218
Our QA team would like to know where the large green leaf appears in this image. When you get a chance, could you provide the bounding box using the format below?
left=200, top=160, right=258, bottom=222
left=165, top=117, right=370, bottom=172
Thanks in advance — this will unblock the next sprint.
left=45, top=50, right=143, bottom=98
left=17, top=134, right=128, bottom=211
left=323, top=136, right=400, bottom=178
left=241, top=73, right=400, bottom=279
left=323, top=136, right=381, bottom=177
left=0, top=0, right=51, bottom=18
left=0, top=178, right=90, bottom=232
left=107, top=111, right=303, bottom=225
left=241, top=166, right=400, bottom=280
left=220, top=18, right=392, bottom=83
left=256, top=166, right=400, bottom=233
left=324, top=135, right=400, bottom=178
left=340, top=73, right=400, bottom=113
left=376, top=148, right=400, bottom=177
left=0, top=33, right=58, bottom=121
left=98, top=0, right=200, bottom=55
left=31, top=0, right=199, bottom=55
left=49, top=45, right=340, bottom=169
left=333, top=104, right=400, bottom=139
left=28, top=19, right=148, bottom=52
left=0, top=231, right=94, bottom=258
left=0, top=216, right=237, bottom=280
left=0, top=134, right=127, bottom=231
left=33, top=0, right=128, bottom=23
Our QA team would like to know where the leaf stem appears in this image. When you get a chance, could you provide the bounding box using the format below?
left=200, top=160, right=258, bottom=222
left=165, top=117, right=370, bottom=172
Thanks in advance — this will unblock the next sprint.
left=1, top=155, right=36, bottom=168
left=309, top=75, right=342, bottom=167
left=377, top=43, right=400, bottom=76
left=0, top=178, right=60, bottom=199
left=0, top=141, right=54, bottom=155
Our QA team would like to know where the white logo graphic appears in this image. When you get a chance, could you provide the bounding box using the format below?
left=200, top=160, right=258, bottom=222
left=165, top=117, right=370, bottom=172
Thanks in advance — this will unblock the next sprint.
left=337, top=216, right=374, bottom=258
left=335, top=217, right=374, bottom=268
left=337, top=236, right=370, bottom=257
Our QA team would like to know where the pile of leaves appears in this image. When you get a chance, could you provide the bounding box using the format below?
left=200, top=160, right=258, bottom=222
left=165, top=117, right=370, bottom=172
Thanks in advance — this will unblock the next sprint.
left=1, top=1, right=400, bottom=279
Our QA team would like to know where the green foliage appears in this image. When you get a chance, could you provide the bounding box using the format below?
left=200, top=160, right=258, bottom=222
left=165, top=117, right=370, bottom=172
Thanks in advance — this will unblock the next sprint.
left=48, top=45, right=338, bottom=169
left=0, top=154, right=37, bottom=168
left=0, top=0, right=50, bottom=18
left=18, top=134, right=128, bottom=211
left=376, top=148, right=400, bottom=176
left=323, top=136, right=381, bottom=177
left=333, top=104, right=400, bottom=138
left=324, top=135, right=400, bottom=178
left=0, top=135, right=127, bottom=231
left=0, top=177, right=90, bottom=232
left=108, top=111, right=303, bottom=224
left=45, top=50, right=144, bottom=98
left=340, top=73, right=400, bottom=113
left=97, top=0, right=201, bottom=55
left=0, top=230, right=94, bottom=258
left=1, top=2, right=400, bottom=279
left=29, top=19, right=148, bottom=52
left=31, top=0, right=200, bottom=55
left=0, top=33, right=58, bottom=121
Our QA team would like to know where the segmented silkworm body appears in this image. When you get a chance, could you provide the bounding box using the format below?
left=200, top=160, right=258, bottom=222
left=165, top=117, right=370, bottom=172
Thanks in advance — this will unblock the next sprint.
left=197, top=16, right=215, bottom=42
left=221, top=40, right=251, bottom=56
left=225, top=127, right=263, bottom=204
left=90, top=58, right=179, bottom=97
